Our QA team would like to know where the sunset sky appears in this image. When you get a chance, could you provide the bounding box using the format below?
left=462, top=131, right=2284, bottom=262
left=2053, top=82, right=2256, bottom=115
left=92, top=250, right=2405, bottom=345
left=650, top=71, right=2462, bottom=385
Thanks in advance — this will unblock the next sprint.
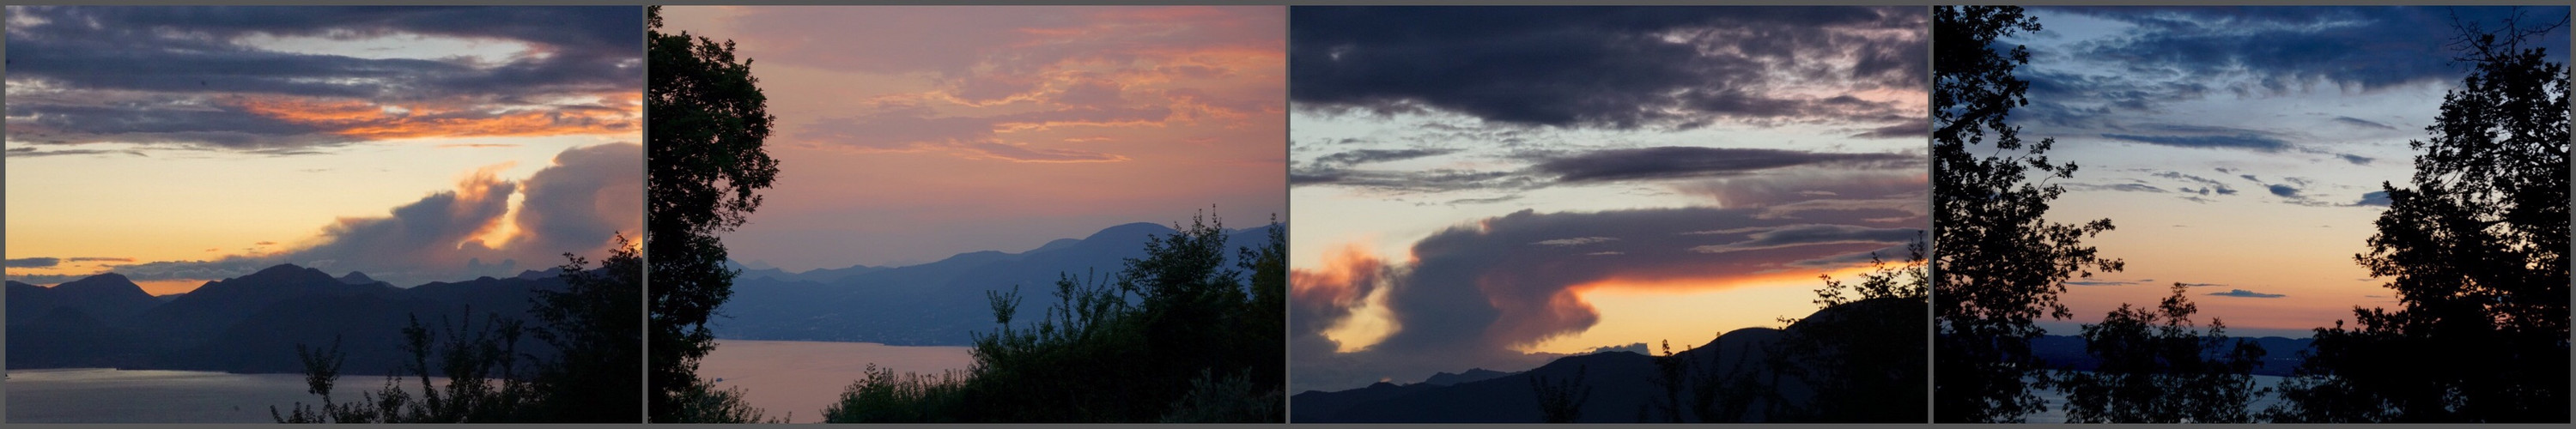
left=655, top=6, right=1285, bottom=270
left=2006, top=6, right=2570, bottom=338
left=1288, top=6, right=1929, bottom=393
left=4, top=6, right=642, bottom=293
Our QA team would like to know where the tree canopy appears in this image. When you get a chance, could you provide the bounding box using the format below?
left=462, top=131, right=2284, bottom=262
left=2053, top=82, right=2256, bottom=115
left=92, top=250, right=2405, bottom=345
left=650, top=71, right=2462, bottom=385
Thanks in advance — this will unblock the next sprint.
left=644, top=4, right=781, bottom=422
left=2269, top=13, right=2569, bottom=423
left=824, top=214, right=1286, bottom=423
left=1930, top=5, right=2124, bottom=423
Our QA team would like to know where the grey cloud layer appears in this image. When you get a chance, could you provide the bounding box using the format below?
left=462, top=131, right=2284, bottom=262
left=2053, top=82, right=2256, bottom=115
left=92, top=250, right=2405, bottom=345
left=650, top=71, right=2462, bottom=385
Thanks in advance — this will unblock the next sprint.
left=72, top=143, right=642, bottom=287
left=1290, top=6, right=1924, bottom=130
left=4, top=6, right=641, bottom=150
left=1293, top=196, right=1923, bottom=391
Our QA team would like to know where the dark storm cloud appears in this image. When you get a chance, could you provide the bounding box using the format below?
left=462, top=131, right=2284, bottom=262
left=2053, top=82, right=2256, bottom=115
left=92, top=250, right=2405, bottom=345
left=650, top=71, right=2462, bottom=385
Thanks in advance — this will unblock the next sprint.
left=1686, top=223, right=1921, bottom=254
left=1294, top=146, right=1920, bottom=194
left=2018, top=69, right=2215, bottom=121
left=4, top=6, right=641, bottom=150
left=2333, top=116, right=2397, bottom=130
left=7, top=257, right=141, bottom=269
left=1534, top=147, right=1918, bottom=183
left=6, top=102, right=346, bottom=149
left=1287, top=167, right=1544, bottom=194
left=2354, top=190, right=2392, bottom=206
left=4, top=147, right=143, bottom=158
left=2336, top=154, right=2374, bottom=166
left=2208, top=288, right=2287, bottom=299
left=2100, top=133, right=2293, bottom=152
left=2154, top=171, right=2239, bottom=196
left=1291, top=203, right=1922, bottom=391
left=7, top=6, right=640, bottom=98
left=2069, top=182, right=2169, bottom=193
left=493, top=142, right=644, bottom=262
left=6, top=257, right=62, bottom=268
left=2268, top=184, right=2302, bottom=197
left=1311, top=148, right=1461, bottom=167
left=1851, top=122, right=1929, bottom=139
left=2042, top=6, right=2567, bottom=93
left=1290, top=6, right=1924, bottom=130
left=90, top=144, right=639, bottom=287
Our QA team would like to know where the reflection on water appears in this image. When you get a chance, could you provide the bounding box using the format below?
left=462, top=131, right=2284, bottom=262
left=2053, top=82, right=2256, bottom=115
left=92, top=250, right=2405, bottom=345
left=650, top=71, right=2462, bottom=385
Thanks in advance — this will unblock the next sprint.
left=696, top=339, right=976, bottom=423
left=7, top=368, right=447, bottom=423
left=2021, top=373, right=2288, bottom=423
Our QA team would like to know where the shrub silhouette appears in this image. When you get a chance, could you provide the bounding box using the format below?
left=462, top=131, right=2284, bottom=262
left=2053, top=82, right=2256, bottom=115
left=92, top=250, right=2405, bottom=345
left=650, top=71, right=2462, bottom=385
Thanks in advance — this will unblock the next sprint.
left=823, top=213, right=1285, bottom=422
left=272, top=237, right=647, bottom=423
left=2057, top=283, right=2266, bottom=423
left=2269, top=12, right=2569, bottom=423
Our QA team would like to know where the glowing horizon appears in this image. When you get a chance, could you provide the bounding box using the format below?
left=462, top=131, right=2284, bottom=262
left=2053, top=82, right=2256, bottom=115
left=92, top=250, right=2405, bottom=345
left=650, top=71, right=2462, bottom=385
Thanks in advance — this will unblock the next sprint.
left=5, top=6, right=645, bottom=291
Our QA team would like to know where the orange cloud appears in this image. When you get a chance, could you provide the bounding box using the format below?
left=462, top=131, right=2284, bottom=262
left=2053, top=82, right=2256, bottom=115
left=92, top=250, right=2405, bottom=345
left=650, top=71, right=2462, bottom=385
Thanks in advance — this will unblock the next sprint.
left=1292, top=243, right=1388, bottom=311
left=229, top=94, right=638, bottom=142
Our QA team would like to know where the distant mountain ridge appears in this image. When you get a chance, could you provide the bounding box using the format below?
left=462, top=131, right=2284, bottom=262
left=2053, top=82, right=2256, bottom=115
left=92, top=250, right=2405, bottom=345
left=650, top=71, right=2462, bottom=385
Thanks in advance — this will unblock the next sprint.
left=2031, top=334, right=2313, bottom=377
left=1291, top=297, right=1920, bottom=423
left=7, top=265, right=569, bottom=375
left=711, top=221, right=1279, bottom=346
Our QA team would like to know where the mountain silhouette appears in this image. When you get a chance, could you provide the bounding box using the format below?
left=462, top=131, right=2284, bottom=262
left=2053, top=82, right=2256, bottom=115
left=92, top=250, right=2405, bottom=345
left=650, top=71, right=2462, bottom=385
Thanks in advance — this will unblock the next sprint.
left=6, top=273, right=160, bottom=324
left=711, top=221, right=1276, bottom=346
left=134, top=263, right=396, bottom=340
left=1422, top=368, right=1511, bottom=386
left=337, top=270, right=383, bottom=286
left=6, top=263, right=567, bottom=376
left=1290, top=298, right=1929, bottom=423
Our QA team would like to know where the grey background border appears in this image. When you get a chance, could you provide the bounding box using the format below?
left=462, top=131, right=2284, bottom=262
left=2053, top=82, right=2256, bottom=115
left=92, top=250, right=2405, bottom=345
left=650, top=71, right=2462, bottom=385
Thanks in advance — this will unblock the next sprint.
left=0, top=1, right=2566, bottom=428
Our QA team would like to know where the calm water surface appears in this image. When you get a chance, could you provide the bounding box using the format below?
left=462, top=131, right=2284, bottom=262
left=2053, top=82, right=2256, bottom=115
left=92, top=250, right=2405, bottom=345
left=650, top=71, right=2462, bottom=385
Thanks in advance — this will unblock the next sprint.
left=4, top=368, right=434, bottom=423
left=698, top=339, right=975, bottom=423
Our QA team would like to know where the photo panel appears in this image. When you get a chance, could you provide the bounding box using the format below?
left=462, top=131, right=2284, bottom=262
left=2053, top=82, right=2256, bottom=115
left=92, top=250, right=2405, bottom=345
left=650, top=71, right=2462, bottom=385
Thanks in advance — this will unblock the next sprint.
left=4, top=5, right=645, bottom=423
left=1929, top=5, right=2570, bottom=424
left=1286, top=5, right=1931, bottom=423
left=644, top=5, right=1289, bottom=423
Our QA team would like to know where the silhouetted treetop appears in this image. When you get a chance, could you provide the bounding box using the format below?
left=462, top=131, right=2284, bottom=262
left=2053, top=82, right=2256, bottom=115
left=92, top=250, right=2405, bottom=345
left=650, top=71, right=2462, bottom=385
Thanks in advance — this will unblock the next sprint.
left=1931, top=5, right=2124, bottom=424
left=646, top=4, right=781, bottom=422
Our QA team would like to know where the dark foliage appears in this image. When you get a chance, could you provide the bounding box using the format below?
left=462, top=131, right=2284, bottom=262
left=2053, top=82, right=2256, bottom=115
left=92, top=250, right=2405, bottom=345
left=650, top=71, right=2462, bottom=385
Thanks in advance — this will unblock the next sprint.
left=272, top=311, right=538, bottom=423
left=2269, top=12, right=2570, bottom=423
left=823, top=214, right=1286, bottom=422
left=1629, top=237, right=1926, bottom=423
left=645, top=4, right=781, bottom=422
left=1930, top=5, right=2124, bottom=423
left=1531, top=366, right=1593, bottom=424
left=2057, top=283, right=2266, bottom=423
left=272, top=241, right=647, bottom=423
left=526, top=234, right=645, bottom=421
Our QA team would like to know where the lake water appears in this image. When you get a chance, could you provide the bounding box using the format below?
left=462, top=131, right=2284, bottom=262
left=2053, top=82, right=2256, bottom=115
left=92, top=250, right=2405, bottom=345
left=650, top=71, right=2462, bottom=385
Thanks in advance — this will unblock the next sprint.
left=2020, top=373, right=2288, bottom=423
left=696, top=339, right=976, bottom=423
left=5, top=368, right=410, bottom=423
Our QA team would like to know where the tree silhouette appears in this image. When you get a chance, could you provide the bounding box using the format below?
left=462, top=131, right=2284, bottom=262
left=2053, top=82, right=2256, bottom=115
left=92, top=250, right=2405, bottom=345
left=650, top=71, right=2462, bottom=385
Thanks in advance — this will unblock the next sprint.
left=1530, top=366, right=1593, bottom=423
left=271, top=242, right=647, bottom=423
left=2269, top=12, right=2569, bottom=423
left=526, top=234, right=644, bottom=421
left=1931, top=5, right=2124, bottom=423
left=2057, top=283, right=2266, bottom=423
left=823, top=214, right=1285, bottom=423
left=1774, top=237, right=1929, bottom=423
left=273, top=311, right=538, bottom=423
left=645, top=4, right=781, bottom=422
left=1635, top=237, right=1926, bottom=423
